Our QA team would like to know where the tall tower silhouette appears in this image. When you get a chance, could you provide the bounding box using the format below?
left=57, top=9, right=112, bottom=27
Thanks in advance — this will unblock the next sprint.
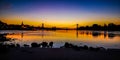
left=76, top=24, right=79, bottom=30
left=21, top=21, right=24, bottom=28
left=76, top=24, right=79, bottom=38
left=21, top=21, right=23, bottom=26
left=42, top=23, right=44, bottom=29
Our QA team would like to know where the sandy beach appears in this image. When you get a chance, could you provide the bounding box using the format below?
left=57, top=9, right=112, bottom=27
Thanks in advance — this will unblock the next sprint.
left=1, top=48, right=120, bottom=60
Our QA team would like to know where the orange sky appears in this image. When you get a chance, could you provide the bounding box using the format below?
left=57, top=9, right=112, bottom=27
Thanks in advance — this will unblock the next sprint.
left=1, top=17, right=120, bottom=28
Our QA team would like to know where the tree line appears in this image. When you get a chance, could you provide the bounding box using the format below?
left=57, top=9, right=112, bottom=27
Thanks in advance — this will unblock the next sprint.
left=78, top=23, right=120, bottom=31
left=0, top=20, right=120, bottom=31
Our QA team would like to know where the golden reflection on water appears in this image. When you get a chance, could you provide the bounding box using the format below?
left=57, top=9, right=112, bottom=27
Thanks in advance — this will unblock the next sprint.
left=5, top=30, right=120, bottom=48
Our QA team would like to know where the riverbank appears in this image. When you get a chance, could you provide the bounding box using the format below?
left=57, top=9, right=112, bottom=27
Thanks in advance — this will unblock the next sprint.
left=0, top=48, right=120, bottom=60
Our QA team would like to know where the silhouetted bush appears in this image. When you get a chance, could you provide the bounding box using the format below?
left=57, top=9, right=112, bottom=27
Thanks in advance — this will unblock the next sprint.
left=16, top=44, right=20, bottom=48
left=72, top=45, right=80, bottom=51
left=64, top=42, right=70, bottom=48
left=31, top=42, right=40, bottom=47
left=0, top=34, right=11, bottom=42
left=9, top=43, right=16, bottom=48
left=41, top=42, right=48, bottom=48
left=83, top=45, right=89, bottom=50
left=24, top=44, right=29, bottom=47
left=49, top=42, right=53, bottom=48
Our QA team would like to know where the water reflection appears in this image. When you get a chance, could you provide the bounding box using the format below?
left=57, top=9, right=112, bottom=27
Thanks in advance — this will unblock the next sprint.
left=76, top=30, right=78, bottom=38
left=76, top=31, right=119, bottom=39
left=108, top=33, right=116, bottom=38
left=41, top=30, right=44, bottom=38
left=0, top=30, right=120, bottom=48
left=104, top=31, right=107, bottom=38
left=92, top=31, right=100, bottom=37
left=4, top=30, right=120, bottom=40
left=21, top=32, right=23, bottom=38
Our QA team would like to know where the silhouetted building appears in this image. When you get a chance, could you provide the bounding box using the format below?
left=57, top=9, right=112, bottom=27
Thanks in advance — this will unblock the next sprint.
left=42, top=23, right=44, bottom=29
left=76, top=24, right=79, bottom=30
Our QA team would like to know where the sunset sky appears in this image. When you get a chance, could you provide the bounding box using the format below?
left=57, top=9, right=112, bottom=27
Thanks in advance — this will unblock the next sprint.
left=0, top=0, right=120, bottom=28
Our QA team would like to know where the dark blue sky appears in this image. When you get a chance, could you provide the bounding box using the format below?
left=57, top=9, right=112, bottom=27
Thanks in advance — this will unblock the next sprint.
left=1, top=0, right=120, bottom=14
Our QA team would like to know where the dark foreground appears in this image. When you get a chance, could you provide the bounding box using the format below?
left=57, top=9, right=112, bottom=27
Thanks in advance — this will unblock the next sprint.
left=0, top=48, right=120, bottom=60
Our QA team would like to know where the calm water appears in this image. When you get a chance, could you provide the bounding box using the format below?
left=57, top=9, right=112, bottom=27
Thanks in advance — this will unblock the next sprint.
left=0, top=30, right=120, bottom=49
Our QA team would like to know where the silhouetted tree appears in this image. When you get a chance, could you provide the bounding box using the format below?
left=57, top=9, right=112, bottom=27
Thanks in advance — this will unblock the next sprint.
left=31, top=42, right=40, bottom=47
left=78, top=23, right=120, bottom=31
left=41, top=42, right=48, bottom=48
left=49, top=42, right=53, bottom=48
